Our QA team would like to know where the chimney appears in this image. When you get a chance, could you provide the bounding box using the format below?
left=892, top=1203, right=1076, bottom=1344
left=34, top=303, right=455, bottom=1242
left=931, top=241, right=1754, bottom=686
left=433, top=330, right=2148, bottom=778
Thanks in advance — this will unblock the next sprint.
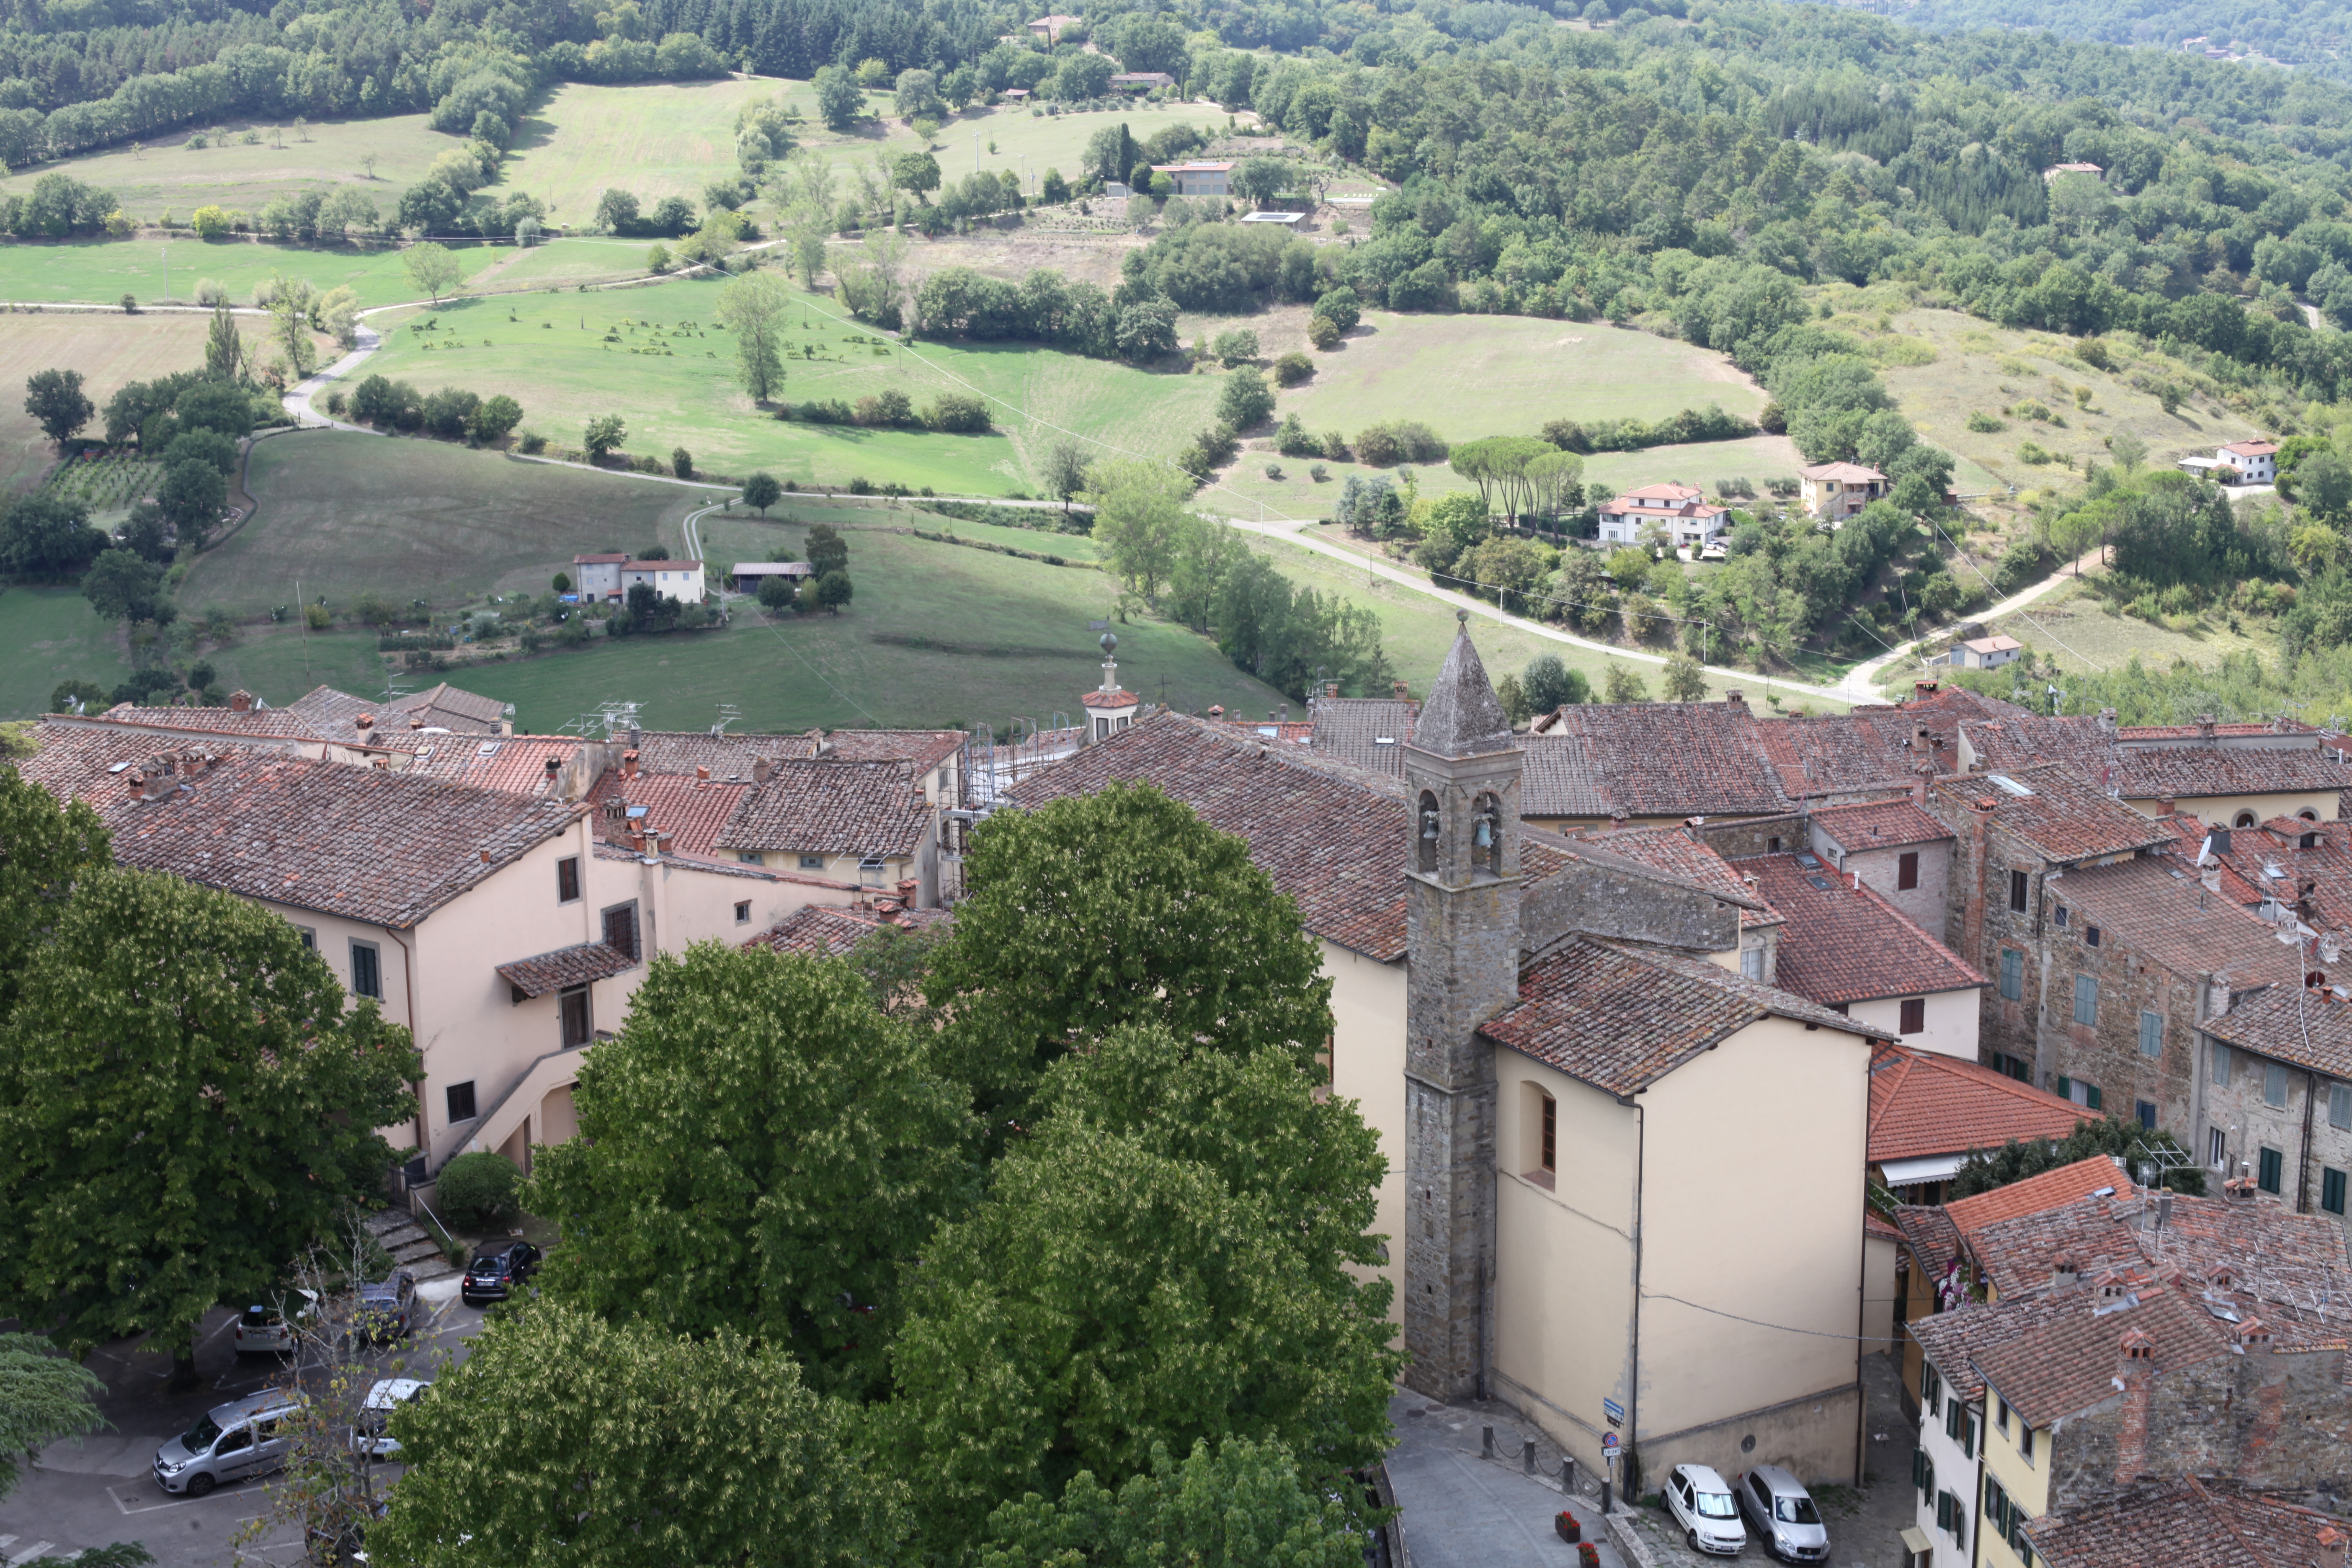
left=2239, top=1318, right=2287, bottom=1482
left=1684, top=815, right=1706, bottom=843
left=2199, top=713, right=2218, bottom=745
left=696, top=764, right=711, bottom=786
left=628, top=725, right=643, bottom=750
left=126, top=770, right=146, bottom=802
left=1964, top=797, right=1994, bottom=970
left=1279, top=703, right=1289, bottom=723
left=2320, top=1530, right=2347, bottom=1568
left=410, top=715, right=426, bottom=729
left=544, top=754, right=562, bottom=779
left=1207, top=704, right=1225, bottom=720
left=1609, top=807, right=1630, bottom=827
left=2097, top=707, right=2117, bottom=738
left=2208, top=973, right=2233, bottom=1019
left=2114, top=1327, right=2154, bottom=1485
left=478, top=848, right=492, bottom=864
left=1724, top=690, right=1745, bottom=710
left=622, top=749, right=640, bottom=781
left=752, top=756, right=772, bottom=783
left=1393, top=680, right=1410, bottom=701
left=356, top=713, right=374, bottom=732
left=897, top=878, right=918, bottom=905
left=601, top=796, right=625, bottom=823
left=228, top=689, right=253, bottom=714
left=1912, top=725, right=1932, bottom=758
left=1326, top=682, right=1338, bottom=698
left=1913, top=765, right=1933, bottom=807
left=2051, top=1256, right=2080, bottom=1292
left=1913, top=679, right=1939, bottom=698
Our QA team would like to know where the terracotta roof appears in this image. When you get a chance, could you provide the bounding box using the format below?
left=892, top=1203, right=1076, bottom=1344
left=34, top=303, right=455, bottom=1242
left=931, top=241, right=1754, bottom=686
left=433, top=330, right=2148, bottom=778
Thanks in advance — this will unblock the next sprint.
left=715, top=760, right=931, bottom=857
left=80, top=700, right=331, bottom=744
left=822, top=729, right=965, bottom=776
left=1926, top=766, right=2173, bottom=864
left=1080, top=687, right=1140, bottom=709
left=743, top=903, right=949, bottom=957
left=1809, top=798, right=1955, bottom=851
left=1613, top=482, right=1704, bottom=503
left=1208, top=718, right=1315, bottom=744
left=1001, top=712, right=1417, bottom=961
left=2222, top=441, right=2280, bottom=457
left=1865, top=1209, right=1905, bottom=1241
left=1738, top=852, right=1985, bottom=1005
left=2118, top=721, right=2309, bottom=741
left=2029, top=1477, right=2347, bottom=1568
left=1574, top=825, right=1784, bottom=929
left=1480, top=936, right=1886, bottom=1096
left=1965, top=1191, right=2149, bottom=1299
left=1310, top=696, right=1420, bottom=775
left=587, top=769, right=752, bottom=860
left=404, top=735, right=580, bottom=796
left=2150, top=1193, right=2352, bottom=1316
left=1904, top=1290, right=2092, bottom=1401
left=624, top=559, right=700, bottom=571
left=1944, top=1155, right=2132, bottom=1236
left=1900, top=682, right=2032, bottom=722
left=58, top=753, right=583, bottom=928
left=1412, top=627, right=1514, bottom=760
left=13, top=721, right=251, bottom=803
left=1801, top=462, right=1886, bottom=482
left=1524, top=702, right=1790, bottom=818
left=1960, top=717, right=2352, bottom=799
left=1755, top=712, right=1950, bottom=798
left=1868, top=1042, right=2084, bottom=1164
left=2050, top=854, right=2299, bottom=989
left=630, top=730, right=821, bottom=776
left=384, top=682, right=507, bottom=732
left=495, top=941, right=635, bottom=995
left=2163, top=814, right=2352, bottom=933
left=1888, top=1202, right=1966, bottom=1279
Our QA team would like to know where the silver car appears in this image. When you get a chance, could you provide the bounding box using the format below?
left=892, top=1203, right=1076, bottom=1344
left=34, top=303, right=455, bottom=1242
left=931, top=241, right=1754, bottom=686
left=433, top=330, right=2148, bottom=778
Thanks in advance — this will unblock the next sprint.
left=153, top=1389, right=304, bottom=1496
left=1738, top=1465, right=1829, bottom=1563
left=351, top=1377, right=431, bottom=1459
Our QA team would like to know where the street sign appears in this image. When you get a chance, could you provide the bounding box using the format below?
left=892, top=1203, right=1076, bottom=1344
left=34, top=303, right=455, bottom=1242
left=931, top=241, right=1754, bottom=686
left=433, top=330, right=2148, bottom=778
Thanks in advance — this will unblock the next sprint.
left=1602, top=1433, right=1621, bottom=1456
left=1603, top=1398, right=1624, bottom=1428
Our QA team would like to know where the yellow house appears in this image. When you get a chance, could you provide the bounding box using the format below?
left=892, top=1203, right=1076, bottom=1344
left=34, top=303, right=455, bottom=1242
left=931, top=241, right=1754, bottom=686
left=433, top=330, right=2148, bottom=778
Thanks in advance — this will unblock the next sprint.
left=1008, top=622, right=1890, bottom=1489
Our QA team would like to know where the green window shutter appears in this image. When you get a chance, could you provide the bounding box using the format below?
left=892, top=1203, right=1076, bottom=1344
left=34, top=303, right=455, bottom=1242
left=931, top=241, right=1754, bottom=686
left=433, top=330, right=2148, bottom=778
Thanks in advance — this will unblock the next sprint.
left=2057, top=1075, right=2072, bottom=1099
left=2086, top=1083, right=2102, bottom=1111
left=2073, top=973, right=2098, bottom=1026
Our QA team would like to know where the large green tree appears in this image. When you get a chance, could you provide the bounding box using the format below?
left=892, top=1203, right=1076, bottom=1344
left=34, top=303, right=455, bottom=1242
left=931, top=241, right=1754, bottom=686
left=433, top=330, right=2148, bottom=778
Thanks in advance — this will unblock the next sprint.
left=23, top=369, right=93, bottom=446
left=371, top=1303, right=906, bottom=1568
left=886, top=1026, right=1397, bottom=1551
left=0, top=767, right=109, bottom=1020
left=715, top=268, right=792, bottom=404
left=980, top=1436, right=1367, bottom=1568
left=1084, top=460, right=1190, bottom=605
left=928, top=783, right=1333, bottom=1123
left=0, top=868, right=417, bottom=1365
left=526, top=943, right=973, bottom=1397
left=0, top=1332, right=105, bottom=1498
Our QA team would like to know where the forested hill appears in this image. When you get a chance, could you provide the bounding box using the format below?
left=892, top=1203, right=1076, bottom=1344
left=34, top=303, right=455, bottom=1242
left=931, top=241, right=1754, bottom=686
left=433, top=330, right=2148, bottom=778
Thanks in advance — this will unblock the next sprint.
left=1761, top=0, right=2352, bottom=86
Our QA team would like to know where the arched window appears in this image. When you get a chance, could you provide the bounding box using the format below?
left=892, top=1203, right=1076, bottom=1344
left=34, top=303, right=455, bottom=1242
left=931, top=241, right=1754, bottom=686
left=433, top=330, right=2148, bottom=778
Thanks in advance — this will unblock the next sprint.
left=2299, top=810, right=2320, bottom=821
left=2235, top=811, right=2258, bottom=829
left=1417, top=792, right=1440, bottom=875
left=1473, top=792, right=1504, bottom=877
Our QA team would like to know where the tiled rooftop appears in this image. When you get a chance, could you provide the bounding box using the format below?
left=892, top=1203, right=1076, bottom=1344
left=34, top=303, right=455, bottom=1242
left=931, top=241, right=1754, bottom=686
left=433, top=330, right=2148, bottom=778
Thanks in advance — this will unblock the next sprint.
left=1868, top=1042, right=2085, bottom=1164
left=495, top=941, right=636, bottom=996
left=1808, top=798, right=1956, bottom=851
left=714, top=761, right=932, bottom=858
left=2028, top=1477, right=2350, bottom=1568
left=2050, top=854, right=2300, bottom=990
left=1736, top=852, right=1985, bottom=1005
left=1967, top=1194, right=2153, bottom=1300
left=1573, top=825, right=1785, bottom=930
left=404, top=735, right=580, bottom=796
left=1944, top=1155, right=2132, bottom=1236
left=1522, top=701, right=1791, bottom=818
left=1905, top=1289, right=2093, bottom=1401
left=743, top=902, right=949, bottom=957
left=630, top=730, right=822, bottom=776
left=1926, top=765, right=2174, bottom=864
left=586, top=769, right=752, bottom=861
left=820, top=728, right=967, bottom=776
left=1481, top=936, right=1886, bottom=1096
left=1308, top=696, right=1420, bottom=775
left=1755, top=710, right=1952, bottom=798
left=1961, top=715, right=2352, bottom=799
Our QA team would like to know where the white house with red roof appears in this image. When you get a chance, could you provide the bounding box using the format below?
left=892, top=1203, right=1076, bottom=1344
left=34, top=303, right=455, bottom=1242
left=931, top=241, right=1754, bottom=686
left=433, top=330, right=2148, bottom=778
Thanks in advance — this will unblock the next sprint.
left=1148, top=160, right=1235, bottom=197
left=2218, top=439, right=2277, bottom=484
left=1800, top=461, right=1888, bottom=521
left=1595, top=481, right=1730, bottom=548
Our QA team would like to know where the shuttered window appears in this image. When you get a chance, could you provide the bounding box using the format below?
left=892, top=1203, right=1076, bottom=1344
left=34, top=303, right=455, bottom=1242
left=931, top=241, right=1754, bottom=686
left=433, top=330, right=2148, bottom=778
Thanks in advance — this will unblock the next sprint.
left=2000, top=948, right=2023, bottom=1001
left=2139, top=1010, right=2164, bottom=1058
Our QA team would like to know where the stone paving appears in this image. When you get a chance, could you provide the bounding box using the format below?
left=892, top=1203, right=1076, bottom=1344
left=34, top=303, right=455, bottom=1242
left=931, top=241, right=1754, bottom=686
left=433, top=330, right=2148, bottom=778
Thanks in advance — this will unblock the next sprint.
left=1385, top=1390, right=1626, bottom=1568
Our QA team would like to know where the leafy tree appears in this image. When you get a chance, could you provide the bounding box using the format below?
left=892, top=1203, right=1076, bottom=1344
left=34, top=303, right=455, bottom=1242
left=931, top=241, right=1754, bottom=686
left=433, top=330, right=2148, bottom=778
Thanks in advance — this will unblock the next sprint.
left=435, top=1150, right=521, bottom=1229
left=1523, top=654, right=1591, bottom=711
left=370, top=1303, right=907, bottom=1567
left=806, top=522, right=849, bottom=575
left=156, top=460, right=227, bottom=548
left=163, top=428, right=237, bottom=476
left=259, top=271, right=319, bottom=378
left=173, top=380, right=253, bottom=441
left=894, top=67, right=944, bottom=121
left=469, top=393, right=523, bottom=444
left=1949, top=1116, right=2205, bottom=1198
left=0, top=762, right=108, bottom=1032
left=1661, top=648, right=1708, bottom=701
left=812, top=569, right=854, bottom=612
left=0, top=868, right=417, bottom=1371
left=23, top=369, right=93, bottom=446
left=47, top=678, right=108, bottom=714
left=595, top=188, right=642, bottom=235
left=81, top=548, right=166, bottom=622
left=1216, top=365, right=1274, bottom=431
left=0, top=493, right=109, bottom=579
left=892, top=151, right=941, bottom=200
left=204, top=299, right=245, bottom=381
left=0, top=1333, right=105, bottom=1500
left=529, top=944, right=971, bottom=1394
left=584, top=413, right=628, bottom=459
left=1603, top=661, right=1649, bottom=702
left=1087, top=459, right=1191, bottom=603
left=716, top=269, right=792, bottom=403
left=1043, top=439, right=1090, bottom=512
left=743, top=472, right=782, bottom=514
left=1311, top=286, right=1360, bottom=334
left=1232, top=157, right=1292, bottom=209
left=401, top=241, right=463, bottom=304
left=887, top=1026, right=1396, bottom=1551
left=928, top=783, right=1333, bottom=1124
left=980, top=1436, right=1367, bottom=1568
left=756, top=573, right=797, bottom=611
left=814, top=64, right=863, bottom=130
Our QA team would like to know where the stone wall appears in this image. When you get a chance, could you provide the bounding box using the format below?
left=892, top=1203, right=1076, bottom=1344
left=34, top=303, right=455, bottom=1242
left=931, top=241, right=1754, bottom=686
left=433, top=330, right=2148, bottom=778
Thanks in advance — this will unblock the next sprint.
left=2201, top=1034, right=2352, bottom=1229
left=2030, top=910, right=2202, bottom=1137
left=1521, top=854, right=1738, bottom=958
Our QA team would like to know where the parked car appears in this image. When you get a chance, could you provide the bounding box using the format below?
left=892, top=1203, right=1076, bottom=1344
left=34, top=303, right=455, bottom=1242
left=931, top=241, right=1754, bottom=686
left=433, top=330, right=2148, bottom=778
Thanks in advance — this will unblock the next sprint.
left=1737, top=1466, right=1828, bottom=1563
left=1664, top=1462, right=1748, bottom=1556
left=153, top=1389, right=305, bottom=1496
left=232, top=1289, right=320, bottom=1355
left=1699, top=541, right=1730, bottom=561
left=461, top=1240, right=542, bottom=1306
left=353, top=1269, right=419, bottom=1343
left=352, top=1377, right=431, bottom=1459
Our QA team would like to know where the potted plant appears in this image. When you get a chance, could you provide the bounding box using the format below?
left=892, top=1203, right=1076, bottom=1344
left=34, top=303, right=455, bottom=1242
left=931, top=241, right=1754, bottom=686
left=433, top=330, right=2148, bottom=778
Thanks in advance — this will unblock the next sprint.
left=1555, top=1511, right=1582, bottom=1543
left=1579, top=1542, right=1601, bottom=1568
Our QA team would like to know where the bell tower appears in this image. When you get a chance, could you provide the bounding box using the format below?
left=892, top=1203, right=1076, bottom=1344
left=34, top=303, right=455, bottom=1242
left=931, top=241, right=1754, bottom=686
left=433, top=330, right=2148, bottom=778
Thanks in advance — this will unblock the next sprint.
left=1401, top=612, right=1524, bottom=1401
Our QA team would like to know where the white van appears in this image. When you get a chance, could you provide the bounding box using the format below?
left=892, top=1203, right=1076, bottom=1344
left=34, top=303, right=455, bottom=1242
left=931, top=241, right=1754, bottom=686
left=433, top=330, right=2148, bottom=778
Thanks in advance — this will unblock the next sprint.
left=152, top=1389, right=305, bottom=1496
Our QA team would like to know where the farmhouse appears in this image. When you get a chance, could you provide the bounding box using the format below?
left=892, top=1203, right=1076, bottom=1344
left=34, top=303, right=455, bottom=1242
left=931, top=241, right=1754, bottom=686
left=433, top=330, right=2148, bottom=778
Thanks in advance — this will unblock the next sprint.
left=619, top=559, right=705, bottom=601
left=1594, top=481, right=1728, bottom=548
left=2041, top=161, right=2104, bottom=181
left=1149, top=159, right=1234, bottom=196
left=1800, top=461, right=1888, bottom=521
left=1024, top=12, right=1078, bottom=40
left=1953, top=634, right=2024, bottom=669
left=572, top=552, right=627, bottom=598
left=1109, top=71, right=1173, bottom=91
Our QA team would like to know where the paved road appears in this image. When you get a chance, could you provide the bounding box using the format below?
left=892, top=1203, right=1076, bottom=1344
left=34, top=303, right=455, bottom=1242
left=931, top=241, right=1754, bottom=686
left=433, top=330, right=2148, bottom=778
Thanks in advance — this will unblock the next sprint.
left=1387, top=1391, right=1622, bottom=1568
left=0, top=1279, right=489, bottom=1568
left=1835, top=543, right=2107, bottom=698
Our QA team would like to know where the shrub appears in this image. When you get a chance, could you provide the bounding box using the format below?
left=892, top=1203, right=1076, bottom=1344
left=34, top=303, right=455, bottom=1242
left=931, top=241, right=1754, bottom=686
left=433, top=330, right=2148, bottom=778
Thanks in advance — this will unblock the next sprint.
left=518, top=429, right=547, bottom=454
left=1275, top=413, right=1319, bottom=458
left=799, top=398, right=854, bottom=424
left=923, top=393, right=991, bottom=433
left=1217, top=367, right=1275, bottom=432
left=2017, top=441, right=2056, bottom=466
left=1211, top=328, right=1259, bottom=366
left=1307, top=315, right=1342, bottom=351
left=1264, top=462, right=1283, bottom=480
left=1354, top=420, right=1447, bottom=467
left=436, top=1150, right=522, bottom=1229
left=671, top=446, right=694, bottom=478
left=854, top=389, right=914, bottom=426
left=1273, top=351, right=1313, bottom=387
left=1967, top=411, right=2006, bottom=433
left=304, top=603, right=332, bottom=629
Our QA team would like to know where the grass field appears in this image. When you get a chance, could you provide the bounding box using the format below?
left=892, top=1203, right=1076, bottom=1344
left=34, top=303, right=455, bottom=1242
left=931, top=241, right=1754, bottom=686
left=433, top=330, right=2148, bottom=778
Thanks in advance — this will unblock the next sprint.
left=179, top=432, right=713, bottom=616
left=0, top=312, right=278, bottom=493
left=0, top=237, right=506, bottom=309
left=0, top=587, right=132, bottom=717
left=354, top=275, right=1222, bottom=492
left=1975, top=575, right=2273, bottom=683
left=500, top=79, right=788, bottom=227
left=0, top=116, right=451, bottom=225
left=806, top=98, right=1228, bottom=203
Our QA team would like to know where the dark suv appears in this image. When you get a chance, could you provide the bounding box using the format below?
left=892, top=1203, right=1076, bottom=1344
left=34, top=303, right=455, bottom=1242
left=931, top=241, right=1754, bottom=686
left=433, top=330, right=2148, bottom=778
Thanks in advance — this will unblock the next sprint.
left=462, top=1240, right=542, bottom=1306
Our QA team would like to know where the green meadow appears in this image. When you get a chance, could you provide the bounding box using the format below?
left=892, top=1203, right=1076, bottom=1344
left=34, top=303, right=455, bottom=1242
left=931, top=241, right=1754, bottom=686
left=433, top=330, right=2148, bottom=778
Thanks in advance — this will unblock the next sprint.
left=0, top=114, right=451, bottom=225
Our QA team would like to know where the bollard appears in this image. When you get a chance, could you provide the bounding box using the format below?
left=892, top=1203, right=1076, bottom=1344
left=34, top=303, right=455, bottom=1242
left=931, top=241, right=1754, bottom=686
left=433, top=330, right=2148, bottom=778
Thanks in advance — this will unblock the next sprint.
left=1563, top=1456, right=1577, bottom=1493
left=1524, top=1439, right=1537, bottom=1475
left=1482, top=1425, right=1496, bottom=1460
left=1602, top=1478, right=1613, bottom=1516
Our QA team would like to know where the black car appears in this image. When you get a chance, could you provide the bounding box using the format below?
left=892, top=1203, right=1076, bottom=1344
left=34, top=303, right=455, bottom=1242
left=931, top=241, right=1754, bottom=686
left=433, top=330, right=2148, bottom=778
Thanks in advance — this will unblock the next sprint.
left=462, top=1240, right=542, bottom=1305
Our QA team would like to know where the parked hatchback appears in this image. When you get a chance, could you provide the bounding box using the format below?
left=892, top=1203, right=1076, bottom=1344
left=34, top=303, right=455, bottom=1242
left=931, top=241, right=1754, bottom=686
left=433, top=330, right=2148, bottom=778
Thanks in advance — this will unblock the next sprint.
left=353, top=1270, right=418, bottom=1343
left=232, top=1289, right=320, bottom=1355
left=1738, top=1466, right=1828, bottom=1563
left=461, top=1240, right=541, bottom=1306
left=153, top=1389, right=304, bottom=1496
left=351, top=1377, right=431, bottom=1460
left=1665, top=1462, right=1748, bottom=1556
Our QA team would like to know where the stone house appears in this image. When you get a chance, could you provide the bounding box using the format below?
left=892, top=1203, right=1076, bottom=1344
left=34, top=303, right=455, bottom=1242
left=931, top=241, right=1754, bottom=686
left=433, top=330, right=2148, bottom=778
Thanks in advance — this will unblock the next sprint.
left=2201, top=985, right=2352, bottom=1228
left=711, top=758, right=939, bottom=902
left=1959, top=712, right=2352, bottom=829
left=1805, top=797, right=1957, bottom=934
left=1739, top=851, right=1985, bottom=1057
left=2027, top=1476, right=2352, bottom=1568
left=1521, top=694, right=1792, bottom=829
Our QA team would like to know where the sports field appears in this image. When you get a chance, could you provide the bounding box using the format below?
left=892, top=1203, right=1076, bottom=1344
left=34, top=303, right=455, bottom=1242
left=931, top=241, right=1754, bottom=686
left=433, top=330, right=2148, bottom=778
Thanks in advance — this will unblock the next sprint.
left=0, top=311, right=279, bottom=493
left=0, top=115, right=449, bottom=225
left=0, top=237, right=506, bottom=309
left=178, top=431, right=714, bottom=616
left=352, top=275, right=1222, bottom=492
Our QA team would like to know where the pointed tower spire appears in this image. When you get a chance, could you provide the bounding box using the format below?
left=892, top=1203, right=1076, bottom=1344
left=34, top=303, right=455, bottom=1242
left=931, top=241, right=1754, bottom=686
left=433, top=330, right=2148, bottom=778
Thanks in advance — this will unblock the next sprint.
left=1415, top=611, right=1514, bottom=758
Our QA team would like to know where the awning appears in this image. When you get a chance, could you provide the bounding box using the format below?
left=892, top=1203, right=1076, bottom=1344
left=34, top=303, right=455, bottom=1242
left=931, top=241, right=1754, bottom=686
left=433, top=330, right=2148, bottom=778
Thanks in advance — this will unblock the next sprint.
left=496, top=941, right=634, bottom=998
left=1880, top=1153, right=1965, bottom=1189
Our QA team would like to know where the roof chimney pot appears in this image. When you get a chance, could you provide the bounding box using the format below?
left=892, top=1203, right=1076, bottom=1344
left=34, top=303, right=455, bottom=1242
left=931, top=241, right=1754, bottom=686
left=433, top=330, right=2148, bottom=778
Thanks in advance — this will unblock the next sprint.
left=228, top=689, right=253, bottom=714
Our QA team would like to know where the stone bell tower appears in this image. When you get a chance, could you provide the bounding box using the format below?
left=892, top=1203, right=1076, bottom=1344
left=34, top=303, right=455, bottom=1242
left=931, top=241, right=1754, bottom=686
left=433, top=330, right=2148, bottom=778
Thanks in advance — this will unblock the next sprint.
left=1401, top=613, right=1524, bottom=1402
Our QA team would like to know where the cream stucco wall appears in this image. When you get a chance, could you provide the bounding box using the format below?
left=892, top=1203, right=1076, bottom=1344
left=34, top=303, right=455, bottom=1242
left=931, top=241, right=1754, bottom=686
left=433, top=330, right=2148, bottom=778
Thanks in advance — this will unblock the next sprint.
left=1326, top=940, right=1408, bottom=1323
left=1849, top=988, right=1980, bottom=1061
left=2135, top=790, right=2338, bottom=827
left=1976, top=1383, right=2051, bottom=1568
left=1912, top=1351, right=1983, bottom=1568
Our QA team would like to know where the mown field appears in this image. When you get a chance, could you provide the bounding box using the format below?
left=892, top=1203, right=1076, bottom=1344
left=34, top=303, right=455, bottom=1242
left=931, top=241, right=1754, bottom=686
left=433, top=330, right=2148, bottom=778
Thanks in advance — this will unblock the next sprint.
left=0, top=312, right=279, bottom=493
left=178, top=432, right=713, bottom=615
left=0, top=236, right=506, bottom=309
left=500, top=78, right=790, bottom=226
left=354, top=275, right=1224, bottom=492
left=0, top=587, right=132, bottom=717
left=1975, top=575, right=2274, bottom=686
left=0, top=115, right=450, bottom=223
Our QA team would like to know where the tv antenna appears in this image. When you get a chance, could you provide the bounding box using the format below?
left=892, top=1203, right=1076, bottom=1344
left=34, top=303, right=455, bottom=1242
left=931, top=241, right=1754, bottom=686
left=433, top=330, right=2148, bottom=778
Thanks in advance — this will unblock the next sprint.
left=712, top=703, right=741, bottom=737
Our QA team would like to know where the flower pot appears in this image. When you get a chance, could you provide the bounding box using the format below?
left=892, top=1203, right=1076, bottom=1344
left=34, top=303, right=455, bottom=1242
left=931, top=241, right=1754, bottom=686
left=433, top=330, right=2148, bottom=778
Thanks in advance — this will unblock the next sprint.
left=1579, top=1542, right=1601, bottom=1568
left=1556, top=1511, right=1582, bottom=1543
